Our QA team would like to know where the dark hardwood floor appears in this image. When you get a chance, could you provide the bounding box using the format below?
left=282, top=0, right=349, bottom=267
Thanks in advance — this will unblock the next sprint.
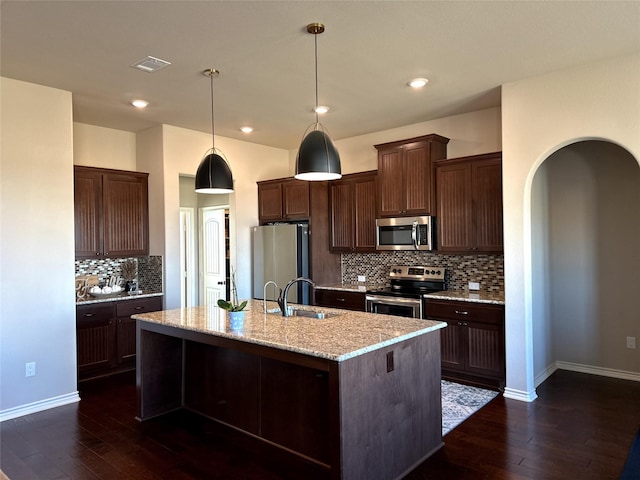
left=1, top=369, right=639, bottom=479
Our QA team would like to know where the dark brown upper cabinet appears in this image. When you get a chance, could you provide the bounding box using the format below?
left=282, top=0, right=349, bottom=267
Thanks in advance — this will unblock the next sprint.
left=329, top=171, right=377, bottom=252
left=375, top=134, right=449, bottom=218
left=257, top=178, right=309, bottom=223
left=74, top=166, right=149, bottom=258
left=435, top=152, right=503, bottom=253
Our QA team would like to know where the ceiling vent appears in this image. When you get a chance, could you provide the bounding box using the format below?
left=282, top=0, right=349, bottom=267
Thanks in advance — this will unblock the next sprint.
left=130, top=56, right=171, bottom=73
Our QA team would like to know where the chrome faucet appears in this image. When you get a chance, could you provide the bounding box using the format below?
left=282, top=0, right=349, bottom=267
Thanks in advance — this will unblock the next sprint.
left=277, top=277, right=315, bottom=317
left=262, top=280, right=279, bottom=313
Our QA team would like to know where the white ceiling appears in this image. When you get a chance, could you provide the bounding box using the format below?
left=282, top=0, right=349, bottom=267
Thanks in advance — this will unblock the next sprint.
left=2, top=1, right=639, bottom=150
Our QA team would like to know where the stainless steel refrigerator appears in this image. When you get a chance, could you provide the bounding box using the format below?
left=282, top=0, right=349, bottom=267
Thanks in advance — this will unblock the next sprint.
left=252, top=223, right=310, bottom=305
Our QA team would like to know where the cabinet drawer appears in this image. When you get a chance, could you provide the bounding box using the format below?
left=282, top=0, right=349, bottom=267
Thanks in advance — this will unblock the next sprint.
left=424, top=299, right=503, bottom=325
left=116, top=296, right=163, bottom=317
left=314, top=289, right=365, bottom=311
left=76, top=302, right=116, bottom=323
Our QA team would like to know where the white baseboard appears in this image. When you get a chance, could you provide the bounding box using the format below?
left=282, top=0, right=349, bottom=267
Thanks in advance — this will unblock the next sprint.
left=503, top=387, right=538, bottom=402
left=535, top=362, right=559, bottom=387
left=556, top=361, right=640, bottom=382
left=0, top=391, right=80, bottom=422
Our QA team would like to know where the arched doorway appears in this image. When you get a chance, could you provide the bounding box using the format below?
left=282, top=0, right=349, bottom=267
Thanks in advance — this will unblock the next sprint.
left=530, top=140, right=640, bottom=385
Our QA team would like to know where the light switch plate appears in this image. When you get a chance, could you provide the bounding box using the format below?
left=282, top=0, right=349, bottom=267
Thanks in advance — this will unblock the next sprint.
left=357, top=275, right=366, bottom=283
left=468, top=282, right=480, bottom=291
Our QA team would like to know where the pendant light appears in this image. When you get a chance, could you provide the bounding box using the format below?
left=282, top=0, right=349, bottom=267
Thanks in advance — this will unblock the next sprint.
left=195, top=68, right=234, bottom=194
left=295, top=23, right=342, bottom=181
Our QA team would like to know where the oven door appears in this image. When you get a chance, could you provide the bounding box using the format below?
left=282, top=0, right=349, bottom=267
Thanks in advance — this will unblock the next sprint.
left=365, top=294, right=422, bottom=318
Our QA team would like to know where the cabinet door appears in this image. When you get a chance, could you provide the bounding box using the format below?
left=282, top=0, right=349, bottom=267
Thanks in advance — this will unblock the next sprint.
left=436, top=162, right=473, bottom=252
left=76, top=303, right=116, bottom=378
left=257, top=182, right=283, bottom=223
left=102, top=172, right=149, bottom=257
left=329, top=180, right=353, bottom=251
left=352, top=174, right=377, bottom=251
left=440, top=322, right=465, bottom=371
left=314, top=289, right=365, bottom=311
left=74, top=168, right=103, bottom=258
left=472, top=158, right=503, bottom=252
left=282, top=179, right=310, bottom=219
left=377, top=147, right=405, bottom=217
left=115, top=296, right=163, bottom=364
left=403, top=141, right=434, bottom=216
left=465, top=321, right=505, bottom=379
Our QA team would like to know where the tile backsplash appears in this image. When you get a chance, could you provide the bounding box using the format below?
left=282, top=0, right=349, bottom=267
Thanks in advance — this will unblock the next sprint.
left=341, top=252, right=504, bottom=292
left=75, top=255, right=163, bottom=293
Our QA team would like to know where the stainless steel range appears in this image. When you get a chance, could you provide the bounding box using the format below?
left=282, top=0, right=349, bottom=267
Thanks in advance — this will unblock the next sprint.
left=365, top=265, right=445, bottom=318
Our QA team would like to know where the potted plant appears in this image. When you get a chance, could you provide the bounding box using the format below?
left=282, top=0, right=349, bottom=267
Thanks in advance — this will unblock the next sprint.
left=217, top=267, right=247, bottom=329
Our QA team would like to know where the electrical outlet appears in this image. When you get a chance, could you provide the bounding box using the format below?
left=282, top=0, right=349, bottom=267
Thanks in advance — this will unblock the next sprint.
left=468, top=282, right=480, bottom=291
left=386, top=351, right=394, bottom=372
left=627, top=337, right=636, bottom=349
left=357, top=275, right=366, bottom=283
left=25, top=362, right=36, bottom=377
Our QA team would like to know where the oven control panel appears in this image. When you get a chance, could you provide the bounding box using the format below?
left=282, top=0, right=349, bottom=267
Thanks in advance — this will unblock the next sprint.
left=388, top=265, right=445, bottom=281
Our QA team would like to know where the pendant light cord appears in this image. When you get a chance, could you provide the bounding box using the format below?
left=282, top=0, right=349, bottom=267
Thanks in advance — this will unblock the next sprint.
left=314, top=31, right=319, bottom=125
left=210, top=72, right=216, bottom=150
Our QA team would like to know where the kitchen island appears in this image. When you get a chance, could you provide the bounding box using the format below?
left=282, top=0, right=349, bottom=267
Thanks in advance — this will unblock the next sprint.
left=133, top=300, right=446, bottom=480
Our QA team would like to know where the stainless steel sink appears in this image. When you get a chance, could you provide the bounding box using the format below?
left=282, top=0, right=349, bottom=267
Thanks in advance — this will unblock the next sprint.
left=290, top=308, right=341, bottom=319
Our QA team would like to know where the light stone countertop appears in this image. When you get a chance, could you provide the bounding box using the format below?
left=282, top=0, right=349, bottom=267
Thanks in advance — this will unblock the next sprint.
left=77, top=291, right=163, bottom=305
left=132, top=299, right=446, bottom=362
left=424, top=290, right=505, bottom=305
left=314, top=282, right=382, bottom=292
left=315, top=283, right=505, bottom=305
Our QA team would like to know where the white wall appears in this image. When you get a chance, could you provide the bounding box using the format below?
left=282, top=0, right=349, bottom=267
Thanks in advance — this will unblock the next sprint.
left=289, top=107, right=503, bottom=171
left=544, top=142, right=639, bottom=372
left=0, top=78, right=79, bottom=419
left=73, top=123, right=136, bottom=170
left=151, top=125, right=290, bottom=309
left=502, top=53, right=640, bottom=401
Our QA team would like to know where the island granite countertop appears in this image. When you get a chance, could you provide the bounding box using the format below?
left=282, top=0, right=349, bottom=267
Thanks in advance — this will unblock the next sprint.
left=132, top=299, right=446, bottom=362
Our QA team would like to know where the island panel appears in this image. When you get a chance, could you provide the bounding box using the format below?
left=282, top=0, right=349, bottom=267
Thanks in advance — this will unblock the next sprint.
left=134, top=301, right=447, bottom=479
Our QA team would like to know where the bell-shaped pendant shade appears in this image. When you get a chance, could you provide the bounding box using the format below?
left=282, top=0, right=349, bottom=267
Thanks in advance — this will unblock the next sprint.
left=195, top=150, right=234, bottom=194
left=295, top=128, right=342, bottom=181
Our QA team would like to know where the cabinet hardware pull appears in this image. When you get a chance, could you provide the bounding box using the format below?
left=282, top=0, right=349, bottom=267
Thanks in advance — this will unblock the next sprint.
left=84, top=313, right=95, bottom=317
left=336, top=298, right=345, bottom=302
left=455, top=310, right=469, bottom=315
left=135, top=306, right=144, bottom=310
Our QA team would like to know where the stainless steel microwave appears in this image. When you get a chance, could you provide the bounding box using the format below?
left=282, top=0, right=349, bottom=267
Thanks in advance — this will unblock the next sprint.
left=375, top=216, right=435, bottom=251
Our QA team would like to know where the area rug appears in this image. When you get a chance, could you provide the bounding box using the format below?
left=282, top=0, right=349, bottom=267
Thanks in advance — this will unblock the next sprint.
left=441, top=380, right=499, bottom=435
left=620, top=426, right=640, bottom=480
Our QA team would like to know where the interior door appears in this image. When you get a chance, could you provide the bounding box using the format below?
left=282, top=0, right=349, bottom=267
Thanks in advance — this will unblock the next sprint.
left=200, top=207, right=226, bottom=306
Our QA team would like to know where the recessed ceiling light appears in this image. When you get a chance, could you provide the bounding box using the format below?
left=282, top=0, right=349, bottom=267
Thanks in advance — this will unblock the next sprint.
left=130, top=56, right=171, bottom=73
left=131, top=99, right=149, bottom=108
left=408, top=78, right=429, bottom=88
left=240, top=126, right=253, bottom=134
left=314, top=106, right=329, bottom=114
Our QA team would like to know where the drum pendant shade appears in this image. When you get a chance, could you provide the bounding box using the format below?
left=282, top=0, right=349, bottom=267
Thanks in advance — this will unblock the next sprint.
left=294, top=23, right=341, bottom=181
left=195, top=68, right=234, bottom=194
left=195, top=150, right=234, bottom=194
left=295, top=129, right=341, bottom=181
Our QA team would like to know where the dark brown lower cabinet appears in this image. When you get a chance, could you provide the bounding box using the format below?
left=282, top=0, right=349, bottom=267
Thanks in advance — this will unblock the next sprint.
left=76, top=302, right=116, bottom=378
left=314, top=288, right=365, bottom=311
left=425, top=298, right=505, bottom=389
left=76, top=295, right=163, bottom=381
